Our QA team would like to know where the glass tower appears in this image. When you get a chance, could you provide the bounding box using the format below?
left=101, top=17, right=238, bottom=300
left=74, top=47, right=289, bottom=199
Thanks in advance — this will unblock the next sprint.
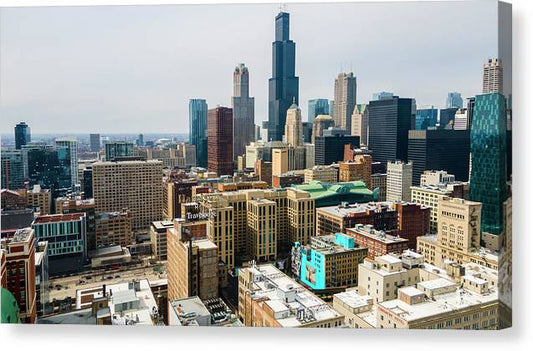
left=267, top=12, right=299, bottom=141
left=415, top=107, right=438, bottom=130
left=469, top=93, right=508, bottom=235
left=308, top=99, right=329, bottom=123
left=446, top=92, right=463, bottom=109
left=14, top=122, right=31, bottom=150
left=189, top=99, right=208, bottom=167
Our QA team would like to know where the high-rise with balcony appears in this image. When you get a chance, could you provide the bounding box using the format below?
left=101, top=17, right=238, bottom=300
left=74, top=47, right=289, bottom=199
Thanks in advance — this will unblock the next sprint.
left=207, top=107, right=233, bottom=177
left=232, top=63, right=255, bottom=159
left=482, top=58, right=503, bottom=94
left=469, top=93, right=508, bottom=235
left=189, top=99, right=208, bottom=167
left=333, top=72, right=357, bottom=134
left=266, top=12, right=299, bottom=141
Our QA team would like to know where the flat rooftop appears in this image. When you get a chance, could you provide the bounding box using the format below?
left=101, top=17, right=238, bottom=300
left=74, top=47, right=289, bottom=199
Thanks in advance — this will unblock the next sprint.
left=33, top=213, right=85, bottom=224
left=334, top=290, right=372, bottom=309
left=317, top=202, right=395, bottom=217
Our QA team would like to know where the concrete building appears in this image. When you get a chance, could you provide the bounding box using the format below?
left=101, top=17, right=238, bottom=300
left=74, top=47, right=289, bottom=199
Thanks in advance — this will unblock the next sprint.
left=247, top=198, right=277, bottom=263
left=333, top=72, right=357, bottom=133
left=272, top=148, right=289, bottom=177
left=371, top=173, right=387, bottom=201
left=167, top=223, right=218, bottom=301
left=207, top=106, right=234, bottom=177
left=238, top=264, right=343, bottom=327
left=95, top=211, right=133, bottom=248
left=391, top=202, right=430, bottom=250
left=26, top=185, right=51, bottom=215
left=351, top=104, right=368, bottom=146
left=284, top=102, right=303, bottom=147
left=1, top=228, right=37, bottom=323
left=420, top=170, right=456, bottom=186
left=92, top=160, right=163, bottom=231
left=482, top=58, right=503, bottom=94
left=311, top=114, right=335, bottom=143
left=272, top=172, right=304, bottom=188
left=254, top=159, right=272, bottom=187
left=338, top=154, right=372, bottom=188
left=292, top=233, right=368, bottom=290
left=386, top=160, right=412, bottom=202
left=304, top=165, right=338, bottom=184
left=54, top=197, right=96, bottom=251
left=345, top=224, right=409, bottom=259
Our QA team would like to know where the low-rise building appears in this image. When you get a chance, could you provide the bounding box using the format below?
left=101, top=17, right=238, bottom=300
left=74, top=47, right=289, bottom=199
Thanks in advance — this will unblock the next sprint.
left=95, top=211, right=133, bottom=248
left=304, top=165, right=338, bottom=184
left=346, top=224, right=409, bottom=259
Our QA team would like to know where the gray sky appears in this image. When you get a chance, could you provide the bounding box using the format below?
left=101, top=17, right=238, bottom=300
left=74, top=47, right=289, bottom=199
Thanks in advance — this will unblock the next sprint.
left=0, top=1, right=500, bottom=134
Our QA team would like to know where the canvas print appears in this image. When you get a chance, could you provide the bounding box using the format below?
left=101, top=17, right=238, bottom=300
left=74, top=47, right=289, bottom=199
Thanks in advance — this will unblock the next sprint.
left=0, top=0, right=512, bottom=330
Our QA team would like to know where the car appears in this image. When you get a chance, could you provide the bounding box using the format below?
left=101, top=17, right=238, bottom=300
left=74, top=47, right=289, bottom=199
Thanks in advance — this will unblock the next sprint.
left=114, top=275, right=120, bottom=278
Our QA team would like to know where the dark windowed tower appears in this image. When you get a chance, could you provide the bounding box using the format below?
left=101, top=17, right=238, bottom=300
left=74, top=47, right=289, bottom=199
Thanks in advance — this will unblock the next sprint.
left=207, top=107, right=234, bottom=177
left=15, top=122, right=31, bottom=150
left=189, top=99, right=208, bottom=167
left=266, top=12, right=299, bottom=141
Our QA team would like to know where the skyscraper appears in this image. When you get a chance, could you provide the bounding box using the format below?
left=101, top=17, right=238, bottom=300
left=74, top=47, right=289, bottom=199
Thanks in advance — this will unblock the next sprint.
left=284, top=102, right=303, bottom=147
left=232, top=63, right=255, bottom=159
left=266, top=12, right=299, bottom=141
left=351, top=104, right=368, bottom=145
left=89, top=134, right=100, bottom=152
left=439, top=108, right=458, bottom=128
left=1, top=149, right=25, bottom=190
left=105, top=141, right=134, bottom=161
left=333, top=72, right=357, bottom=134
left=189, top=99, right=208, bottom=167
left=207, top=107, right=234, bottom=176
left=55, top=137, right=78, bottom=187
left=386, top=160, right=412, bottom=202
left=415, top=107, right=438, bottom=130
left=315, top=131, right=360, bottom=166
left=14, top=122, right=30, bottom=150
left=368, top=96, right=416, bottom=164
left=308, top=99, right=329, bottom=123
left=25, top=144, right=72, bottom=198
left=446, top=92, right=463, bottom=109
left=482, top=58, right=503, bottom=94
left=469, top=93, right=507, bottom=235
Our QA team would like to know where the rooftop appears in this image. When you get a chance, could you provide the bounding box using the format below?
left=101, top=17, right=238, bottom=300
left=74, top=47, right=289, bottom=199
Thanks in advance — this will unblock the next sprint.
left=33, top=213, right=85, bottom=224
left=317, top=202, right=395, bottom=217
left=347, top=224, right=409, bottom=245
left=334, top=290, right=372, bottom=309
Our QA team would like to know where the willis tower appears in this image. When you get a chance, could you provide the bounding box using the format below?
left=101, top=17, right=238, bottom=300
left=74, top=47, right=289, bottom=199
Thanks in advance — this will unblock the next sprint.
left=265, top=12, right=299, bottom=141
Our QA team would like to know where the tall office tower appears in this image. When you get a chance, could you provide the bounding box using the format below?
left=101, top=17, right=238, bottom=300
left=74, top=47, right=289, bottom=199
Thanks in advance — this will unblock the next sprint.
left=247, top=198, right=277, bottom=263
left=1, top=149, right=25, bottom=190
left=333, top=72, right=357, bottom=134
left=372, top=91, right=394, bottom=101
left=136, top=133, right=144, bottom=147
left=454, top=108, right=468, bottom=130
left=446, top=92, right=463, bottom=109
left=482, top=58, right=503, bottom=94
left=232, top=63, right=255, bottom=159
left=415, top=107, right=438, bottom=130
left=351, top=104, right=368, bottom=145
left=1, top=228, right=36, bottom=323
left=272, top=148, right=289, bottom=177
left=167, top=226, right=218, bottom=301
left=14, top=122, right=30, bottom=150
left=469, top=93, right=507, bottom=235
left=104, top=141, right=134, bottom=161
left=55, top=137, right=78, bottom=187
left=315, top=132, right=359, bottom=166
left=266, top=12, right=299, bottom=141
left=189, top=99, right=208, bottom=167
left=439, top=108, right=458, bottom=128
left=466, top=97, right=476, bottom=128
left=207, top=107, right=234, bottom=177
left=89, top=134, right=100, bottom=152
left=329, top=100, right=334, bottom=120
left=407, top=129, right=470, bottom=185
left=386, top=160, right=413, bottom=202
left=311, top=114, right=335, bottom=143
left=92, top=160, right=163, bottom=231
left=32, top=213, right=87, bottom=275
left=25, top=144, right=72, bottom=198
left=254, top=125, right=261, bottom=142
left=368, top=96, right=416, bottom=164
left=284, top=102, right=303, bottom=147
left=308, top=98, right=329, bottom=122
left=302, top=122, right=312, bottom=143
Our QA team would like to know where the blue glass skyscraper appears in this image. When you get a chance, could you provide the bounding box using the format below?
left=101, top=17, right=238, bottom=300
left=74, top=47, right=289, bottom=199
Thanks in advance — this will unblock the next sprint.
left=446, top=92, right=463, bottom=109
left=189, top=99, right=208, bottom=167
left=14, top=122, right=30, bottom=150
left=308, top=99, right=329, bottom=123
left=415, top=107, right=438, bottom=130
left=469, top=93, right=508, bottom=235
left=266, top=12, right=299, bottom=141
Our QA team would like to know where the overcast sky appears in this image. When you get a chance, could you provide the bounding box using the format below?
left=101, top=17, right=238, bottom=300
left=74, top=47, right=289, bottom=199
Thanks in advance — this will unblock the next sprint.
left=0, top=1, right=501, bottom=134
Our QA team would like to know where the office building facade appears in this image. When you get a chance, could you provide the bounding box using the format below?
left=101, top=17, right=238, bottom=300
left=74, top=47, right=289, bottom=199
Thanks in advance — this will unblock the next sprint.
left=232, top=63, right=255, bottom=159
left=207, top=107, right=234, bottom=177
left=333, top=72, right=357, bottom=133
left=189, top=99, right=208, bottom=167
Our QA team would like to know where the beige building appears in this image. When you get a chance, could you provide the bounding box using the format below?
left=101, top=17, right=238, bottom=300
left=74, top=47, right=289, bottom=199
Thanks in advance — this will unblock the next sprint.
left=238, top=264, right=344, bottom=328
left=95, top=211, right=133, bottom=248
left=350, top=104, right=368, bottom=146
left=333, top=71, right=357, bottom=133
left=247, top=198, right=277, bottom=263
left=167, top=225, right=218, bottom=301
left=417, top=197, right=498, bottom=270
left=482, top=58, right=503, bottom=94
left=92, top=160, right=163, bottom=231
left=284, top=103, right=303, bottom=147
left=371, top=173, right=387, bottom=201
left=338, top=155, right=372, bottom=188
left=272, top=148, right=289, bottom=177
left=386, top=160, right=412, bottom=202
left=304, top=165, right=338, bottom=184
left=411, top=185, right=452, bottom=234
left=420, top=170, right=456, bottom=186
left=311, top=114, right=335, bottom=143
left=150, top=220, right=173, bottom=261
left=26, top=185, right=51, bottom=215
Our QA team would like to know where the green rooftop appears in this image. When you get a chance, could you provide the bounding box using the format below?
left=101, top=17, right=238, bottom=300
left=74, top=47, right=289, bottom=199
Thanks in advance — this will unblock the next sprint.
left=1, top=288, right=20, bottom=324
left=292, top=181, right=378, bottom=207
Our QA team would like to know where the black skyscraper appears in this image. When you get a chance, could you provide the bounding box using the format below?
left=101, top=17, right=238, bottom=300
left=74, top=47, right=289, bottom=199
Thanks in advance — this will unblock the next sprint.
left=408, top=129, right=470, bottom=185
left=14, top=122, right=31, bottom=150
left=266, top=12, right=299, bottom=141
left=368, top=96, right=415, bottom=164
left=315, top=132, right=360, bottom=166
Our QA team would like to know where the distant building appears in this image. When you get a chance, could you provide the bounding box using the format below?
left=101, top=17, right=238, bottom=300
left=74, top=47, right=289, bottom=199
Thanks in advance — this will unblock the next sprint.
left=14, top=122, right=31, bottom=150
left=104, top=141, right=134, bottom=161
left=482, top=58, right=503, bottom=94
left=308, top=98, right=329, bottom=123
left=453, top=108, right=468, bottom=130
left=414, top=107, right=438, bottom=130
left=311, top=114, right=335, bottom=143
left=1, top=149, right=26, bottom=190
left=333, top=72, right=357, bottom=133
left=55, top=197, right=96, bottom=251
left=304, top=165, right=338, bottom=184
left=390, top=202, right=430, bottom=250
left=25, top=144, right=72, bottom=198
left=439, top=107, right=458, bottom=128
left=272, top=172, right=304, bottom=188
left=446, top=92, right=463, bottom=109
left=89, top=134, right=101, bottom=152
left=232, top=63, right=255, bottom=159
left=338, top=155, right=372, bottom=188
left=315, top=132, right=359, bottom=166
left=189, top=99, right=208, bottom=167
left=284, top=102, right=303, bottom=147
left=351, top=104, right=368, bottom=145
left=26, top=185, right=51, bottom=215
left=386, top=161, right=412, bottom=202
left=150, top=220, right=174, bottom=261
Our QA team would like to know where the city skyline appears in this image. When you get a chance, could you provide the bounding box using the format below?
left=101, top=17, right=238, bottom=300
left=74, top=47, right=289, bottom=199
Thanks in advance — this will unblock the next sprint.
left=0, top=1, right=502, bottom=134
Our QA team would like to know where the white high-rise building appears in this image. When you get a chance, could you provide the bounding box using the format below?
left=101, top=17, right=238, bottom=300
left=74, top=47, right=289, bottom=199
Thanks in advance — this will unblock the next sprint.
left=333, top=72, right=357, bottom=134
left=386, top=160, right=412, bottom=202
left=284, top=102, right=303, bottom=147
left=482, top=58, right=503, bottom=94
left=232, top=63, right=255, bottom=159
